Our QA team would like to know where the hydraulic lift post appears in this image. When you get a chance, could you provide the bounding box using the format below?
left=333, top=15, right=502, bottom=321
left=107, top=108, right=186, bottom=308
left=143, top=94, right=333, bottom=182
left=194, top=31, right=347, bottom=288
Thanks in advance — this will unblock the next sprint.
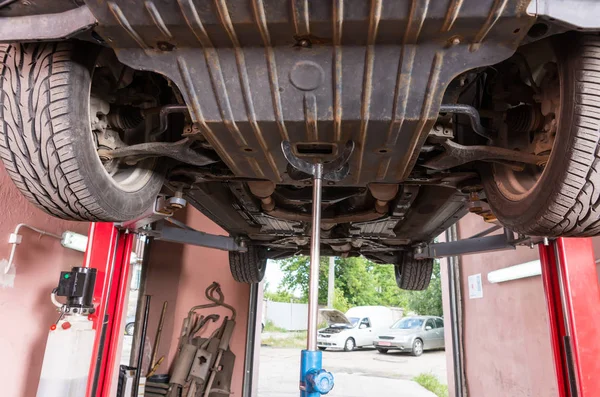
left=539, top=238, right=600, bottom=397
left=84, top=223, right=134, bottom=397
left=282, top=140, right=356, bottom=397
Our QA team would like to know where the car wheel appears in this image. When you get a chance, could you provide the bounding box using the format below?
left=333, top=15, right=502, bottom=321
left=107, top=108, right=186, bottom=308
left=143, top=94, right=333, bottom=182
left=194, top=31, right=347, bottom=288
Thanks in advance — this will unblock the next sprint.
left=318, top=347, right=326, bottom=351
left=0, top=42, right=164, bottom=221
left=343, top=337, right=355, bottom=352
left=125, top=322, right=135, bottom=336
left=229, top=246, right=267, bottom=283
left=482, top=34, right=600, bottom=236
left=394, top=250, right=433, bottom=291
left=411, top=339, right=424, bottom=357
left=376, top=348, right=388, bottom=354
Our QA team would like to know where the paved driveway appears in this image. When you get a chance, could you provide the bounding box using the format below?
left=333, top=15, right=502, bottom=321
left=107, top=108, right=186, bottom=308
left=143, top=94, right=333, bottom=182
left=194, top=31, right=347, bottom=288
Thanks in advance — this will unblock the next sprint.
left=258, top=347, right=446, bottom=397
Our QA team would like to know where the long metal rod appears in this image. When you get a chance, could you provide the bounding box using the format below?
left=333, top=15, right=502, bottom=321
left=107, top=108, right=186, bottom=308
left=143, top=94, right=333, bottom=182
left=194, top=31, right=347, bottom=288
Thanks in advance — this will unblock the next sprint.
left=242, top=283, right=260, bottom=397
left=307, top=164, right=323, bottom=351
left=445, top=225, right=464, bottom=397
left=133, top=295, right=151, bottom=397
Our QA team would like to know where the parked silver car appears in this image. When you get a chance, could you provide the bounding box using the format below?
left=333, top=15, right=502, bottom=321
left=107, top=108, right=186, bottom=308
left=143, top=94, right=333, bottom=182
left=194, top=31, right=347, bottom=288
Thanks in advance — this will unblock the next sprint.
left=373, top=316, right=445, bottom=356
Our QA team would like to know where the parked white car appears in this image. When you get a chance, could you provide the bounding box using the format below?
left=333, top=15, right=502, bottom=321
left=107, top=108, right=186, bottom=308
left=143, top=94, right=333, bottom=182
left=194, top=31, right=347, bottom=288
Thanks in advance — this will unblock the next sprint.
left=317, top=306, right=402, bottom=351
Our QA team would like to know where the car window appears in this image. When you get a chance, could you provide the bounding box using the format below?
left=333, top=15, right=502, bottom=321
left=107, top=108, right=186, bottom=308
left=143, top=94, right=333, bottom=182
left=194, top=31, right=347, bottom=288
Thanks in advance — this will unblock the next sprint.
left=360, top=318, right=371, bottom=328
left=435, top=318, right=444, bottom=328
left=392, top=318, right=424, bottom=329
left=425, top=319, right=435, bottom=329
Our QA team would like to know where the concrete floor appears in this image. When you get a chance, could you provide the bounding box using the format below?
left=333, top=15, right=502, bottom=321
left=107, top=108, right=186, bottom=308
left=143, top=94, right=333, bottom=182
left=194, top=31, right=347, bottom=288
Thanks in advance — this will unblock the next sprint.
left=258, top=347, right=446, bottom=397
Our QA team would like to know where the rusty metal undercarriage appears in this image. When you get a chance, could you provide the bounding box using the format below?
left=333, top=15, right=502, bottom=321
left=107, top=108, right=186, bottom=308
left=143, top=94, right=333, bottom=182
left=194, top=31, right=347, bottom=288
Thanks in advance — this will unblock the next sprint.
left=0, top=0, right=561, bottom=261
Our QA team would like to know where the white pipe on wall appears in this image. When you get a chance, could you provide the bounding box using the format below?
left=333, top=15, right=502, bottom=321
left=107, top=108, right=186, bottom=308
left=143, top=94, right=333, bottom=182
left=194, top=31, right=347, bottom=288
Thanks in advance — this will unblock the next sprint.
left=487, top=260, right=542, bottom=284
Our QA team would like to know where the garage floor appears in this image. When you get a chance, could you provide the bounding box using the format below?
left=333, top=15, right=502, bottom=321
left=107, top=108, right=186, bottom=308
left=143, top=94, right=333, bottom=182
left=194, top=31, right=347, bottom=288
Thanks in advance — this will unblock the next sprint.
left=259, top=347, right=445, bottom=397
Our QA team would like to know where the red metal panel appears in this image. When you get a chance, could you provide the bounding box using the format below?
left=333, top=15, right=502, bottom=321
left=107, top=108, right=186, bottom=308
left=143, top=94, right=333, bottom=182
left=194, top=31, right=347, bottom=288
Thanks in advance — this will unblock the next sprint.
left=554, top=238, right=600, bottom=396
left=83, top=223, right=132, bottom=397
left=103, top=231, right=134, bottom=395
left=538, top=243, right=568, bottom=397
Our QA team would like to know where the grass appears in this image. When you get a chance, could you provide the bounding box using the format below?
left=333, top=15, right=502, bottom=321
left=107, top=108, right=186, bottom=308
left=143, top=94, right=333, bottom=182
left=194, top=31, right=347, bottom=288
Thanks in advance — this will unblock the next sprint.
left=413, top=373, right=448, bottom=397
left=261, top=331, right=308, bottom=348
left=263, top=320, right=288, bottom=333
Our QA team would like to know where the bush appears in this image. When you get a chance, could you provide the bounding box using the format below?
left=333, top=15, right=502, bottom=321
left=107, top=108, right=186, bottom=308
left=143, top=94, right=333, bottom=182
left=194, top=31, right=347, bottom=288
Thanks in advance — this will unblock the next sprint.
left=413, top=373, right=448, bottom=397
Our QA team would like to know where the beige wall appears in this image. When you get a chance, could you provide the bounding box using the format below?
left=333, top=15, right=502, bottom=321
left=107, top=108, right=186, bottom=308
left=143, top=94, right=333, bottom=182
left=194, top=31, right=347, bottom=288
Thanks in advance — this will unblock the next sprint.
left=0, top=164, right=89, bottom=397
left=453, top=214, right=558, bottom=396
left=143, top=209, right=249, bottom=395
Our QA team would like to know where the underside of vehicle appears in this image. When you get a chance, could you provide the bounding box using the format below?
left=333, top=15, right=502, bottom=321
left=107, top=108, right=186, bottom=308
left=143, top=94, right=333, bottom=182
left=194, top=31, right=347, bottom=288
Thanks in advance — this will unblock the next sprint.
left=2, top=0, right=600, bottom=289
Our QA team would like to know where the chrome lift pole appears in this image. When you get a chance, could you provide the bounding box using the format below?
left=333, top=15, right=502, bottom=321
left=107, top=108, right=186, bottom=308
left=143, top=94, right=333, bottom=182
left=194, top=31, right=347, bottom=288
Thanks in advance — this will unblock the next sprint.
left=282, top=140, right=355, bottom=397
left=307, top=162, right=323, bottom=352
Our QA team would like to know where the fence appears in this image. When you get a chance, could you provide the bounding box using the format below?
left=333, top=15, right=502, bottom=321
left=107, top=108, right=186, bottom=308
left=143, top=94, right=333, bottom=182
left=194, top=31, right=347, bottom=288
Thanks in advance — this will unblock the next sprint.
left=262, top=300, right=327, bottom=331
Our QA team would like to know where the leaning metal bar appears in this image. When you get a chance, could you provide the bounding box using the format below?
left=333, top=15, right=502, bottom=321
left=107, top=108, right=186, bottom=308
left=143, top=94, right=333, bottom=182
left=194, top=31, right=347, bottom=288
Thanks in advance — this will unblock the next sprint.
left=307, top=163, right=323, bottom=351
left=467, top=224, right=502, bottom=239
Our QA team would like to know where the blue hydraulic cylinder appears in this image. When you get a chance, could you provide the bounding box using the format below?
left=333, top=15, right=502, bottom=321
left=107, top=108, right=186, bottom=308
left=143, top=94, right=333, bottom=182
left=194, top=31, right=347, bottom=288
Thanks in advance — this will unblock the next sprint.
left=299, top=350, right=334, bottom=397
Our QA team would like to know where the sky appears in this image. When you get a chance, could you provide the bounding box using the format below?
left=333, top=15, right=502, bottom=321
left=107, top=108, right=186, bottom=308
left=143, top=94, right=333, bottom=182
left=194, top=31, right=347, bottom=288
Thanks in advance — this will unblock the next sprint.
left=264, top=259, right=284, bottom=292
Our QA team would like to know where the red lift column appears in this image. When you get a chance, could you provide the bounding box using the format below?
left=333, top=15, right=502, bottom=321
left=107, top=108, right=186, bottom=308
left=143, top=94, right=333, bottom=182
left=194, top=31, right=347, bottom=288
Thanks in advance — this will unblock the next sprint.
left=539, top=238, right=600, bottom=397
left=83, top=223, right=134, bottom=397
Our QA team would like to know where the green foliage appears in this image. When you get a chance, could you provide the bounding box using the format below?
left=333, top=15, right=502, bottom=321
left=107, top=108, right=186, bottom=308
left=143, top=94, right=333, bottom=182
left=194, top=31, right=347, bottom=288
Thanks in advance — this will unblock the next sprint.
left=263, top=320, right=287, bottom=333
left=407, top=260, right=443, bottom=317
left=273, top=255, right=443, bottom=317
left=413, top=373, right=448, bottom=397
left=264, top=288, right=295, bottom=303
left=333, top=286, right=350, bottom=312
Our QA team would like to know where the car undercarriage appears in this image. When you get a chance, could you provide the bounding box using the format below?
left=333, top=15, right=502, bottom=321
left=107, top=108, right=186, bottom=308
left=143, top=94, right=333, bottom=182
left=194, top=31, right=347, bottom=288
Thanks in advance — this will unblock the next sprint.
left=2, top=0, right=600, bottom=289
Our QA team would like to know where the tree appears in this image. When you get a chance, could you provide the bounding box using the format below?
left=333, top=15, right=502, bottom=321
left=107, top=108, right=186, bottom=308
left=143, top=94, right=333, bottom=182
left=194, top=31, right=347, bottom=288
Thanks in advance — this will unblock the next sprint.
left=273, top=255, right=443, bottom=316
left=276, top=256, right=412, bottom=308
left=264, top=287, right=295, bottom=303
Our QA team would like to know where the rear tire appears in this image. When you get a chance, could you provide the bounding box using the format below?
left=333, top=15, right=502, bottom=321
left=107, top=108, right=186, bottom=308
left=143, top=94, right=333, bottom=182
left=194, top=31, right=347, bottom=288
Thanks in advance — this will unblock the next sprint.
left=394, top=251, right=433, bottom=291
left=483, top=34, right=600, bottom=236
left=318, top=347, right=326, bottom=351
left=229, top=246, right=267, bottom=283
left=0, top=42, right=164, bottom=221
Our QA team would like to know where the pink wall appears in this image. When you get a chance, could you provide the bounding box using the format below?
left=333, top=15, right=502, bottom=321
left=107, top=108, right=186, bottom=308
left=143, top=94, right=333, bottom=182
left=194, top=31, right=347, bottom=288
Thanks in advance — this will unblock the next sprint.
left=142, top=209, right=249, bottom=395
left=454, top=214, right=558, bottom=397
left=0, top=164, right=89, bottom=397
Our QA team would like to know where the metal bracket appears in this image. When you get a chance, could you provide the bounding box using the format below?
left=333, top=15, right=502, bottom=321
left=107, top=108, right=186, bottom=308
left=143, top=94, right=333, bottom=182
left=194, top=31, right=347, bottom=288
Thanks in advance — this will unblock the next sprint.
left=414, top=227, right=541, bottom=259
left=145, top=221, right=247, bottom=252
left=423, top=139, right=549, bottom=170
left=119, top=195, right=185, bottom=231
left=281, top=140, right=355, bottom=181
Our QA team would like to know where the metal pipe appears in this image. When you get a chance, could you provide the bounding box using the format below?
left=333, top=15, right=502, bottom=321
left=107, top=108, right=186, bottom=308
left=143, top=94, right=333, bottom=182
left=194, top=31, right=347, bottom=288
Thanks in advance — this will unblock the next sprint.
left=133, top=295, right=152, bottom=397
left=242, top=283, right=260, bottom=397
left=445, top=224, right=464, bottom=397
left=148, top=301, right=168, bottom=373
left=439, top=104, right=492, bottom=141
left=4, top=223, right=62, bottom=274
left=307, top=163, right=323, bottom=351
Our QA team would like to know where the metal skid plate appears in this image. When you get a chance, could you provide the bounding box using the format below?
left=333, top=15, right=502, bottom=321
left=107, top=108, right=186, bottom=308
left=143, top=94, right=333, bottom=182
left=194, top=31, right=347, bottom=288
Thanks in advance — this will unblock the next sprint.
left=83, top=0, right=535, bottom=184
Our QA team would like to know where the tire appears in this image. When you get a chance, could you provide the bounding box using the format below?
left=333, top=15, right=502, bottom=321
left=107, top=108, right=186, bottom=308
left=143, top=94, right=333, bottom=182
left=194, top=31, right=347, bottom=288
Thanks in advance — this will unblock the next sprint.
left=482, top=34, right=600, bottom=236
left=411, top=339, right=424, bottom=357
left=0, top=42, right=164, bottom=222
left=376, top=348, right=388, bottom=354
left=229, top=245, right=267, bottom=283
left=318, top=347, right=326, bottom=351
left=394, top=251, right=433, bottom=291
left=343, top=337, right=355, bottom=352
left=125, top=323, right=135, bottom=336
